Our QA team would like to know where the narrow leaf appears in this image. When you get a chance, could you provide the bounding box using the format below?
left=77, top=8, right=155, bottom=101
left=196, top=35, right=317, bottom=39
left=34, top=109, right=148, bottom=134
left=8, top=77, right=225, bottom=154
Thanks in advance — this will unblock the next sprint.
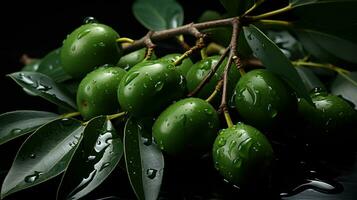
left=300, top=29, right=357, bottom=64
left=57, top=116, right=123, bottom=200
left=1, top=118, right=84, bottom=199
left=124, top=117, right=164, bottom=200
left=331, top=72, right=357, bottom=109
left=244, top=25, right=311, bottom=103
left=133, top=0, right=183, bottom=31
left=36, top=48, right=71, bottom=83
left=295, top=67, right=326, bottom=92
left=8, top=72, right=77, bottom=111
left=0, top=110, right=58, bottom=145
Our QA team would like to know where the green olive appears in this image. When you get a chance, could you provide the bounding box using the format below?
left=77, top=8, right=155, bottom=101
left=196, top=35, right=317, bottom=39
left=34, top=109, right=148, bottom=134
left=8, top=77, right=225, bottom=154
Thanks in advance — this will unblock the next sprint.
left=212, top=123, right=274, bottom=186
left=77, top=65, right=126, bottom=120
left=153, top=98, right=219, bottom=156
left=298, top=92, right=357, bottom=133
left=186, top=56, right=240, bottom=102
left=61, top=23, right=122, bottom=78
left=160, top=53, right=193, bottom=76
left=117, top=48, right=157, bottom=70
left=117, top=60, right=186, bottom=117
left=234, top=69, right=297, bottom=129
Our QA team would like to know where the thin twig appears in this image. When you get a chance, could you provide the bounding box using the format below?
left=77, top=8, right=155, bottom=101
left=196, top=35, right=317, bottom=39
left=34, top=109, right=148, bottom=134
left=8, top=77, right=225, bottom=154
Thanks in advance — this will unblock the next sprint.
left=188, top=46, right=231, bottom=97
left=143, top=31, right=156, bottom=60
left=123, top=18, right=234, bottom=52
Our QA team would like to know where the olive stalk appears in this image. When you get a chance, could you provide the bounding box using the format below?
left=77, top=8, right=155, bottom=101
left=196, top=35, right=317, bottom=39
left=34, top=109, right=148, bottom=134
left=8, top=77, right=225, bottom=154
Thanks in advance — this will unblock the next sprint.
left=116, top=37, right=135, bottom=44
left=60, top=112, right=81, bottom=119
left=205, top=79, right=223, bottom=103
left=219, top=18, right=242, bottom=128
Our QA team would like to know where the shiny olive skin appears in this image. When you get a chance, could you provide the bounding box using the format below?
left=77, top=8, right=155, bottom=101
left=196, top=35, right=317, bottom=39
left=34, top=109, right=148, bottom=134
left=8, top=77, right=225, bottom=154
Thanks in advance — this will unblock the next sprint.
left=298, top=92, right=357, bottom=133
left=117, top=48, right=157, bottom=70
left=186, top=56, right=240, bottom=100
left=160, top=53, right=193, bottom=76
left=153, top=98, right=219, bottom=156
left=61, top=23, right=122, bottom=78
left=77, top=65, right=126, bottom=120
left=213, top=123, right=274, bottom=186
left=234, top=69, right=297, bottom=129
left=117, top=60, right=186, bottom=117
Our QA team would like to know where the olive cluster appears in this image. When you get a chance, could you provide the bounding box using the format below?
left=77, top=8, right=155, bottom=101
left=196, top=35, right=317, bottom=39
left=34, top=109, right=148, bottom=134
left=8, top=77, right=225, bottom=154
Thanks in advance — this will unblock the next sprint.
left=60, top=23, right=357, bottom=188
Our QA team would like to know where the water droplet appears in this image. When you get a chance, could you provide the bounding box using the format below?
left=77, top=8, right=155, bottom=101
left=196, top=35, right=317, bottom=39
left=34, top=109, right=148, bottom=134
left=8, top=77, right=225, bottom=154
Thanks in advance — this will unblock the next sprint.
left=24, top=171, right=42, bottom=183
left=35, top=82, right=52, bottom=91
left=233, top=159, right=242, bottom=168
left=146, top=168, right=158, bottom=179
left=217, top=137, right=226, bottom=147
left=267, top=104, right=277, bottom=118
left=83, top=16, right=97, bottom=24
left=30, top=153, right=36, bottom=159
left=280, top=178, right=343, bottom=197
left=132, top=171, right=136, bottom=175
left=71, top=45, right=76, bottom=52
left=77, top=29, right=91, bottom=39
left=241, top=86, right=258, bottom=105
left=98, top=42, right=105, bottom=47
left=87, top=155, right=96, bottom=161
left=204, top=108, right=213, bottom=115
left=247, top=34, right=253, bottom=40
left=125, top=72, right=140, bottom=86
left=99, top=162, right=110, bottom=171
left=208, top=122, right=214, bottom=129
left=11, top=128, right=22, bottom=134
left=154, top=81, right=164, bottom=92
left=19, top=73, right=34, bottom=85
left=61, top=118, right=74, bottom=127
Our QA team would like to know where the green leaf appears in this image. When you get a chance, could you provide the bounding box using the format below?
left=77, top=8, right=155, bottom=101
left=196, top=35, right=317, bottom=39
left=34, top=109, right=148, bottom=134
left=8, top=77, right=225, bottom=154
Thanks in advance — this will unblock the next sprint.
left=1, top=118, right=84, bottom=199
left=243, top=25, right=311, bottom=103
left=299, top=29, right=357, bottom=64
left=0, top=110, right=58, bottom=146
left=265, top=30, right=305, bottom=60
left=331, top=72, right=357, bottom=109
left=36, top=48, right=71, bottom=83
left=219, top=0, right=253, bottom=16
left=295, top=67, right=326, bottom=92
left=133, top=0, right=183, bottom=31
left=124, top=117, right=164, bottom=200
left=57, top=116, right=123, bottom=200
left=8, top=72, right=77, bottom=111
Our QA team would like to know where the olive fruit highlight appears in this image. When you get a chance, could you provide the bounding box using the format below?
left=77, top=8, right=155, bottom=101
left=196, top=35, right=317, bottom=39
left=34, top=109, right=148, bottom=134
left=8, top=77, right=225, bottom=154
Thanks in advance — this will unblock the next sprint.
left=117, top=48, right=156, bottom=70
left=153, top=98, right=219, bottom=156
left=118, top=60, right=186, bottom=117
left=298, top=91, right=357, bottom=133
left=61, top=23, right=122, bottom=78
left=160, top=53, right=193, bottom=76
left=234, top=69, right=296, bottom=129
left=213, top=123, right=274, bottom=187
left=77, top=65, right=126, bottom=120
